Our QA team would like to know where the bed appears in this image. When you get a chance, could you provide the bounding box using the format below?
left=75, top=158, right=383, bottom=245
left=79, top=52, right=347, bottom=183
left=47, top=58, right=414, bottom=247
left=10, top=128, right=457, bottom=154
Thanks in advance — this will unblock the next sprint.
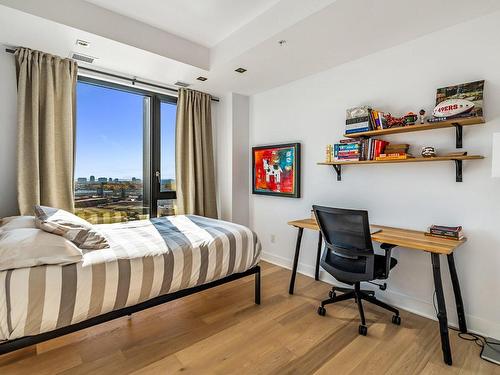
left=0, top=214, right=261, bottom=354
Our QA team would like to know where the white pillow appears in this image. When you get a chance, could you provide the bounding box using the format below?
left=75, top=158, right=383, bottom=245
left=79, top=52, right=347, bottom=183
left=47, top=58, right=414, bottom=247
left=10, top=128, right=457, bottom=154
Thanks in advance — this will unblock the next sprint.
left=34, top=205, right=109, bottom=250
left=0, top=228, right=83, bottom=271
left=0, top=216, right=37, bottom=230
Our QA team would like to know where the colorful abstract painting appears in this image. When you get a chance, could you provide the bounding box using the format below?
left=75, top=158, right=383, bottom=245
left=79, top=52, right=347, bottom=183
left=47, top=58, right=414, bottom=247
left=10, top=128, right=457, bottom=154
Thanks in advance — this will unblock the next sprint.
left=252, top=143, right=300, bottom=198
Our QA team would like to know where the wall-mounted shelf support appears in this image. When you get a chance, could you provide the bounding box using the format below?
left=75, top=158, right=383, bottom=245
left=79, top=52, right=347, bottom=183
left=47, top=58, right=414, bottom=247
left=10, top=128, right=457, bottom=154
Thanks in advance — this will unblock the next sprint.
left=455, top=160, right=463, bottom=182
left=332, top=164, right=342, bottom=181
left=453, top=123, right=463, bottom=148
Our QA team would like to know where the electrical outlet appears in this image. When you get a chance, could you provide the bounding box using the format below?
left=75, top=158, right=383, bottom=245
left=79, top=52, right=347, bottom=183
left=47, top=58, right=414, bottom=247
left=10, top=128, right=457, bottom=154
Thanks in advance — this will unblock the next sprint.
left=270, top=234, right=276, bottom=243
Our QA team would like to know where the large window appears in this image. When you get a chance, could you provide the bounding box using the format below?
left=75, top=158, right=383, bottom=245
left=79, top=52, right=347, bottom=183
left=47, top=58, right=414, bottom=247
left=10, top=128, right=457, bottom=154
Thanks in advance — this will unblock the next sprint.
left=75, top=78, right=176, bottom=223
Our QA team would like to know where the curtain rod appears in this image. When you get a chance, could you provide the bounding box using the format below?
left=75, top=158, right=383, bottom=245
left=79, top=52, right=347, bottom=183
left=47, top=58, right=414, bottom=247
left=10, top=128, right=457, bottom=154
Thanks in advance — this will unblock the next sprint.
left=5, top=48, right=219, bottom=102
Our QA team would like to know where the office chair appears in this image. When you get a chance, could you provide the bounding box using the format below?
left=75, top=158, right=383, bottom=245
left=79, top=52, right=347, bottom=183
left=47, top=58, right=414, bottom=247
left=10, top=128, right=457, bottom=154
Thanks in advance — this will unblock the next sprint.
left=313, top=205, right=401, bottom=336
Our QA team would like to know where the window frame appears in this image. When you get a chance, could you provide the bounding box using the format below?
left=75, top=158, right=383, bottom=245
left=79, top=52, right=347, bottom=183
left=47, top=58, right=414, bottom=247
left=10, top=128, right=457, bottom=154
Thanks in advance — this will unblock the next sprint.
left=76, top=76, right=177, bottom=219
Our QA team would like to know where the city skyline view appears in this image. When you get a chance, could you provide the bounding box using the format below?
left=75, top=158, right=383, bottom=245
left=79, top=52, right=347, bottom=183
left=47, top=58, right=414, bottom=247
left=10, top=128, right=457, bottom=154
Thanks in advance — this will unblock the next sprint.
left=74, top=81, right=177, bottom=223
left=75, top=82, right=177, bottom=180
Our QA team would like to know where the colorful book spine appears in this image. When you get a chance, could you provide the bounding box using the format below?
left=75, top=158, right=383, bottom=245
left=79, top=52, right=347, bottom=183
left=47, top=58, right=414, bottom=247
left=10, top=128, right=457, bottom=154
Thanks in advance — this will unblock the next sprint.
left=424, top=233, right=464, bottom=241
left=375, top=153, right=411, bottom=160
left=337, top=143, right=359, bottom=150
left=345, top=127, right=370, bottom=134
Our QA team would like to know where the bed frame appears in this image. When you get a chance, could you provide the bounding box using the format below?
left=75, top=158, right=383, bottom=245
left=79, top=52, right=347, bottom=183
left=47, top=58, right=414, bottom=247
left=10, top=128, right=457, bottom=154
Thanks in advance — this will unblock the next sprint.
left=0, top=265, right=261, bottom=355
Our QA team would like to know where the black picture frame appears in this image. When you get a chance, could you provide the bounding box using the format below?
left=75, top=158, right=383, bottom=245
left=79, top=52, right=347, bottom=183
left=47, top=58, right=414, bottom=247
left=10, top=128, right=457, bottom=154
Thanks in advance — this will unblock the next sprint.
left=252, top=142, right=301, bottom=198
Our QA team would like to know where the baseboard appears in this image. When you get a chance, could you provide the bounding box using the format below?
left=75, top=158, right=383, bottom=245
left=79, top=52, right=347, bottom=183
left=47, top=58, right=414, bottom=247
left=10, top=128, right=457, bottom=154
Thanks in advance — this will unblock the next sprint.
left=261, top=251, right=500, bottom=339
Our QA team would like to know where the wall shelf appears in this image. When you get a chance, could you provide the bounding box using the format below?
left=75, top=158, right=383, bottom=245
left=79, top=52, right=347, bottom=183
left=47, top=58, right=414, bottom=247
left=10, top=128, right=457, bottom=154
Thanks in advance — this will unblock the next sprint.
left=318, top=155, right=484, bottom=182
left=344, top=116, right=484, bottom=148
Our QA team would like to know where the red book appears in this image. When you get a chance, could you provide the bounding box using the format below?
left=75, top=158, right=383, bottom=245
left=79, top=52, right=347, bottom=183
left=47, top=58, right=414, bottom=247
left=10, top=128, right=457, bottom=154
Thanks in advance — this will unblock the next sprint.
left=374, top=140, right=388, bottom=158
left=338, top=150, right=360, bottom=156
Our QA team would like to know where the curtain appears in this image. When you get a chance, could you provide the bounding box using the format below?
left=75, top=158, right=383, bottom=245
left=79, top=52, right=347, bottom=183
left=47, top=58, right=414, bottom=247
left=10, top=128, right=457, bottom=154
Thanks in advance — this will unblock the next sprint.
left=15, top=48, right=78, bottom=215
left=175, top=88, right=218, bottom=218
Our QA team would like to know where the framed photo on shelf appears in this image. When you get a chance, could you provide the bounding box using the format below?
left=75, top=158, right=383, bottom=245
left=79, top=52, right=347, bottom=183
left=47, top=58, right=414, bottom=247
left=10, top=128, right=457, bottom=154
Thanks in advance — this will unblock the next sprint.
left=252, top=142, right=300, bottom=198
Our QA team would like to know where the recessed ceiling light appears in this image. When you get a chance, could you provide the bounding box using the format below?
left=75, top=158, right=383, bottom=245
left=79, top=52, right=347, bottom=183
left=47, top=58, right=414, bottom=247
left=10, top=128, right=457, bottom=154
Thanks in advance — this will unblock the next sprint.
left=196, top=76, right=207, bottom=81
left=235, top=67, right=247, bottom=74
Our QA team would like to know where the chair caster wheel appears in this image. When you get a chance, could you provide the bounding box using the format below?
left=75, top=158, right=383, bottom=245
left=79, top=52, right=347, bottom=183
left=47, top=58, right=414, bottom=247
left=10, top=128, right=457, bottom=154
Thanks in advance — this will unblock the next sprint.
left=392, top=315, right=401, bottom=325
left=358, top=325, right=368, bottom=336
left=329, top=290, right=336, bottom=299
left=317, top=306, right=326, bottom=316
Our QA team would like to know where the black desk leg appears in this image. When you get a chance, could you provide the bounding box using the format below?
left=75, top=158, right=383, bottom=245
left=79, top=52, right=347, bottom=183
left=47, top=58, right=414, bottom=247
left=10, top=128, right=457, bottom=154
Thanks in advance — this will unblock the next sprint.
left=447, top=253, right=467, bottom=333
left=315, top=233, right=322, bottom=281
left=289, top=228, right=304, bottom=295
left=431, top=253, right=453, bottom=366
left=254, top=265, right=261, bottom=305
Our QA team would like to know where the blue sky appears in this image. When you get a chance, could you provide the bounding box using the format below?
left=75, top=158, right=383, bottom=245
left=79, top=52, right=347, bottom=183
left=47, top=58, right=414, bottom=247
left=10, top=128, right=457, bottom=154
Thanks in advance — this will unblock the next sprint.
left=75, top=81, right=176, bottom=181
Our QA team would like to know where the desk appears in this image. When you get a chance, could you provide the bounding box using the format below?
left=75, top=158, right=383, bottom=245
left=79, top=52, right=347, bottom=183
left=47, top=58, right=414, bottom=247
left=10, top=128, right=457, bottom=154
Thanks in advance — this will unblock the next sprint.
left=288, top=218, right=467, bottom=366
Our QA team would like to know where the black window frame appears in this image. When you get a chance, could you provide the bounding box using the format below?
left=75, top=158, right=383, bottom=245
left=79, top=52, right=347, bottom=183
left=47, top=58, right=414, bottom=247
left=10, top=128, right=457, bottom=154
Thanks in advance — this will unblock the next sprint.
left=76, top=75, right=177, bottom=219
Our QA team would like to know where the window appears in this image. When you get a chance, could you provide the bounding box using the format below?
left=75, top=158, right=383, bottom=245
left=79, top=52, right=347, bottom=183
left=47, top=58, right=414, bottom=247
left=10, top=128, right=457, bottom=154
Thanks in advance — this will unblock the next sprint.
left=157, top=101, right=177, bottom=216
left=75, top=77, right=176, bottom=223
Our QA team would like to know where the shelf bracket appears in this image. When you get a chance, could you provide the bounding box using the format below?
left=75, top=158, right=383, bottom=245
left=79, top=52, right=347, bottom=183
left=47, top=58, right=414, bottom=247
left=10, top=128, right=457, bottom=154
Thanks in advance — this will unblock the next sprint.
left=332, top=164, right=342, bottom=181
left=455, top=160, right=463, bottom=182
left=453, top=123, right=463, bottom=148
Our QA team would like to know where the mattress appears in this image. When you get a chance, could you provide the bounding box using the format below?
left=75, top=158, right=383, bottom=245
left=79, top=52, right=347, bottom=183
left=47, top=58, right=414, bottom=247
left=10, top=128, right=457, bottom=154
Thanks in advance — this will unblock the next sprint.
left=0, top=215, right=261, bottom=341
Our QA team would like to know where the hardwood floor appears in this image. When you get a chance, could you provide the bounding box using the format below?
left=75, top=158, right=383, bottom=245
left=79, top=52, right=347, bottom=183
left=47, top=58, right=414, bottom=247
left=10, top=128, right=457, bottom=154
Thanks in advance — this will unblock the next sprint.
left=1, top=261, right=498, bottom=374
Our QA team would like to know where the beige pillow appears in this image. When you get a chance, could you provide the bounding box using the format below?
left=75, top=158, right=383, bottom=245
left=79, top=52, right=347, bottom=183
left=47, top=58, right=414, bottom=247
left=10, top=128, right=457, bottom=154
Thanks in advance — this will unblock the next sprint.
left=1, top=216, right=37, bottom=230
left=0, top=228, right=83, bottom=271
left=34, top=205, right=109, bottom=250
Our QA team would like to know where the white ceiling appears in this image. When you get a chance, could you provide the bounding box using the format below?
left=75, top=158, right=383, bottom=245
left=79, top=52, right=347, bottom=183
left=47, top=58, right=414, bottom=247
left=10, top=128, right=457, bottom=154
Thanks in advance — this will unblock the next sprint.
left=85, top=0, right=281, bottom=47
left=1, top=0, right=500, bottom=97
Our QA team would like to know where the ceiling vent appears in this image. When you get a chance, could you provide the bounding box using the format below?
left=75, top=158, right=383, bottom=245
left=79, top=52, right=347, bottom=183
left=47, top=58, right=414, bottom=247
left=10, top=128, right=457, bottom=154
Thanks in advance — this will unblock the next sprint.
left=76, top=39, right=90, bottom=48
left=71, top=52, right=96, bottom=64
left=235, top=67, right=247, bottom=73
left=174, top=81, right=191, bottom=87
left=196, top=76, right=207, bottom=82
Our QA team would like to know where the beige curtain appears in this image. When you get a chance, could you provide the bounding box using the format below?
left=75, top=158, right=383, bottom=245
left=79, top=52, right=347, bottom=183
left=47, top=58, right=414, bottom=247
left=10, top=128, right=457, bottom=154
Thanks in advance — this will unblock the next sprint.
left=175, top=88, right=218, bottom=218
left=15, top=48, right=78, bottom=215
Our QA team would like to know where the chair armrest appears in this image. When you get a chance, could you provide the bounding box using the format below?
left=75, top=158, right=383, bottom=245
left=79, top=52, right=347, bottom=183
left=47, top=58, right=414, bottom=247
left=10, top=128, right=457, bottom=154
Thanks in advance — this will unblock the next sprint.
left=380, top=243, right=397, bottom=279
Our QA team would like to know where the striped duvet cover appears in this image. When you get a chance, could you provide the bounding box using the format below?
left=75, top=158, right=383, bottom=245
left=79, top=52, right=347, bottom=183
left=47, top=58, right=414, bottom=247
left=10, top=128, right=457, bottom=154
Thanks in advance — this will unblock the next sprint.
left=0, top=215, right=261, bottom=341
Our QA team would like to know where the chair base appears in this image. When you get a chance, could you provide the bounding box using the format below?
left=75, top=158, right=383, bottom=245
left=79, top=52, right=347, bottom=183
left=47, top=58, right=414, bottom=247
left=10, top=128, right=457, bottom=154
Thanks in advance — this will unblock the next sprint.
left=318, top=282, right=401, bottom=335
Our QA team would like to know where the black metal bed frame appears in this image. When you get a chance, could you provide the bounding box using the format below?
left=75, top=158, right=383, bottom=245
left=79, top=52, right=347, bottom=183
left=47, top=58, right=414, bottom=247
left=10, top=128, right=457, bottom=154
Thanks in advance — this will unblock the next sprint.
left=0, top=265, right=261, bottom=356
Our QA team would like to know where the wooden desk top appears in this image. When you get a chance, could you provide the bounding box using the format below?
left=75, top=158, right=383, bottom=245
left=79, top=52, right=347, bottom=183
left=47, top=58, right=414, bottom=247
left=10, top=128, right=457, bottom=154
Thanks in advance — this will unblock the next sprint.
left=288, top=218, right=465, bottom=255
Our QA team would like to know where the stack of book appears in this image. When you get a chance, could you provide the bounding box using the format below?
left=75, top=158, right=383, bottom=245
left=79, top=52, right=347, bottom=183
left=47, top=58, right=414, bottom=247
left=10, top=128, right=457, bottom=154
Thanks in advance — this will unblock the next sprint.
left=359, top=139, right=389, bottom=160
left=345, top=106, right=372, bottom=134
left=333, top=139, right=361, bottom=161
left=375, top=143, right=413, bottom=160
left=370, top=109, right=387, bottom=130
left=426, top=225, right=464, bottom=240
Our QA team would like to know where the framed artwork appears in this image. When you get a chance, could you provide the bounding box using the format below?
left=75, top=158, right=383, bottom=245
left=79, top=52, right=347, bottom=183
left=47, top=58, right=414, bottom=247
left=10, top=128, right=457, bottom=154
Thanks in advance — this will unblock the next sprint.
left=434, top=80, right=484, bottom=118
left=252, top=142, right=300, bottom=198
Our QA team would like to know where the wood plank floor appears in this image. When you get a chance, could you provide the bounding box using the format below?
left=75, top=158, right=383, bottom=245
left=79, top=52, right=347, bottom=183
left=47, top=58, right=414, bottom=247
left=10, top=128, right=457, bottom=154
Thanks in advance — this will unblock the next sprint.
left=1, top=261, right=499, bottom=374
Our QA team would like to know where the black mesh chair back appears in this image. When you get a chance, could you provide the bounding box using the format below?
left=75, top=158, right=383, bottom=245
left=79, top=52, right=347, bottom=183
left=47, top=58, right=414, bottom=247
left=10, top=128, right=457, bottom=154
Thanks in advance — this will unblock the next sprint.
left=313, top=205, right=375, bottom=284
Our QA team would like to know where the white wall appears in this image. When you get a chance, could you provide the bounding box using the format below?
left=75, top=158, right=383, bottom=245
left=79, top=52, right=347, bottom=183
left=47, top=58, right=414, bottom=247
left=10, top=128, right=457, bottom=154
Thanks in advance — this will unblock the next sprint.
left=249, top=12, right=500, bottom=337
left=214, top=93, right=250, bottom=225
left=231, top=94, right=250, bottom=226
left=0, top=50, right=18, bottom=218
left=214, top=93, right=233, bottom=221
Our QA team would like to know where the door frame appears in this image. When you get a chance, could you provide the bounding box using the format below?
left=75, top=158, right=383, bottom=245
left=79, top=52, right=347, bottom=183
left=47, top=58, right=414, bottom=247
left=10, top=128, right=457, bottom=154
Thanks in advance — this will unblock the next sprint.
left=151, top=95, right=177, bottom=217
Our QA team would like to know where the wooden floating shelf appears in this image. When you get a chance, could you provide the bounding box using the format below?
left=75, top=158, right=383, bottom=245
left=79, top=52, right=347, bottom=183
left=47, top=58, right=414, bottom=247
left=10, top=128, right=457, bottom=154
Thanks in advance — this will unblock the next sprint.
left=318, top=155, right=484, bottom=182
left=344, top=116, right=484, bottom=148
left=318, top=155, right=484, bottom=166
